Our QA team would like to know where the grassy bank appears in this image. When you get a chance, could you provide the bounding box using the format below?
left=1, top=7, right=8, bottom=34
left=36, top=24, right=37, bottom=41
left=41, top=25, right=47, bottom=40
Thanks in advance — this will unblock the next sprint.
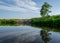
left=31, top=15, right=60, bottom=28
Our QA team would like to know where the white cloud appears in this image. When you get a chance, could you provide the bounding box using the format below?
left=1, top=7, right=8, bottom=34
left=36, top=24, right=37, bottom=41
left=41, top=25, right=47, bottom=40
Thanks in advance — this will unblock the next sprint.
left=0, top=5, right=28, bottom=12
left=13, top=0, right=39, bottom=11
left=0, top=0, right=39, bottom=12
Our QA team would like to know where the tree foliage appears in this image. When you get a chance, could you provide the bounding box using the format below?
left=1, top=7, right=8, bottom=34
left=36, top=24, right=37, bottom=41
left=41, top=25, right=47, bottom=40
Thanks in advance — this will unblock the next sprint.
left=40, top=2, right=52, bottom=17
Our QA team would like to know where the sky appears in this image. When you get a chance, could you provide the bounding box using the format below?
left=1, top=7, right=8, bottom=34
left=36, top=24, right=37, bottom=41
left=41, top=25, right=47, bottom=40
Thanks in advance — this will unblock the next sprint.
left=0, top=0, right=60, bottom=19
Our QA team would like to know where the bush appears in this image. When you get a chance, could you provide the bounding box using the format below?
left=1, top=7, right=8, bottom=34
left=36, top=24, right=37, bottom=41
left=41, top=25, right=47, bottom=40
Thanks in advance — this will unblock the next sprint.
left=31, top=15, right=60, bottom=28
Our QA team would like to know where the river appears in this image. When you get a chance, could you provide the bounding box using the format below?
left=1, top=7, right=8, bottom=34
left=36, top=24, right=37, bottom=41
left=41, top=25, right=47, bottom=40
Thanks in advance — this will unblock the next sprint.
left=0, top=25, right=60, bottom=43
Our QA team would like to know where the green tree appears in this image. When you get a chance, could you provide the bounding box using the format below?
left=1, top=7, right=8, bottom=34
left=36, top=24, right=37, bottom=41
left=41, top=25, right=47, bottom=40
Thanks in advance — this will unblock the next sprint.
left=40, top=2, right=52, bottom=17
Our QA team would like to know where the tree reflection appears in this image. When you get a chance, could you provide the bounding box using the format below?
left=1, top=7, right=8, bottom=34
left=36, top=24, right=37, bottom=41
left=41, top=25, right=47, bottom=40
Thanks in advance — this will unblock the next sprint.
left=40, top=30, right=51, bottom=43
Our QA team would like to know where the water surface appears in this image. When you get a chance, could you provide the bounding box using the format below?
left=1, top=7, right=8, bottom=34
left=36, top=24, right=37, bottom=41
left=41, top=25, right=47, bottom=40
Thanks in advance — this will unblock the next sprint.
left=0, top=26, right=60, bottom=43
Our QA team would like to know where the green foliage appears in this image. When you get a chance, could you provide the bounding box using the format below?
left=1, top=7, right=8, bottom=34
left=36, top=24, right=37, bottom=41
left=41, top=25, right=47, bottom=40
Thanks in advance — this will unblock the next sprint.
left=0, top=19, right=17, bottom=26
left=31, top=15, right=60, bottom=28
left=40, top=2, right=52, bottom=17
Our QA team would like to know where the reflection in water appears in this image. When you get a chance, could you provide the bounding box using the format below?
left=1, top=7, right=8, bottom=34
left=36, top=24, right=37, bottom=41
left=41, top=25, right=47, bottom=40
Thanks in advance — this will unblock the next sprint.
left=0, top=26, right=40, bottom=43
left=40, top=30, right=51, bottom=43
left=0, top=26, right=60, bottom=43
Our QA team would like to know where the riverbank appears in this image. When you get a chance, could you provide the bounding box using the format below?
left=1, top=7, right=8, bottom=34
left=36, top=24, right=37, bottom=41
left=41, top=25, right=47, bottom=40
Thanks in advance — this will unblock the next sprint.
left=0, top=15, right=60, bottom=27
left=31, top=15, right=60, bottom=28
left=0, top=19, right=18, bottom=26
left=0, top=19, right=30, bottom=26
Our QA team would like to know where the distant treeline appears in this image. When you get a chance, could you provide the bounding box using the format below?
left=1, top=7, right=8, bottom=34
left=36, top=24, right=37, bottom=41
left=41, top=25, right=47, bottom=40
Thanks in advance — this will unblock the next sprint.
left=0, top=19, right=18, bottom=25
left=31, top=15, right=60, bottom=28
left=0, top=19, right=30, bottom=26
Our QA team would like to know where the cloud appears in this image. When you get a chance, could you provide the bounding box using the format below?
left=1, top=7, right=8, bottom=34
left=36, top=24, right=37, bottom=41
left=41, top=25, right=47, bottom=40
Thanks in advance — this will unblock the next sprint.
left=13, top=0, right=39, bottom=10
left=0, top=0, right=39, bottom=12
left=0, top=5, right=28, bottom=12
